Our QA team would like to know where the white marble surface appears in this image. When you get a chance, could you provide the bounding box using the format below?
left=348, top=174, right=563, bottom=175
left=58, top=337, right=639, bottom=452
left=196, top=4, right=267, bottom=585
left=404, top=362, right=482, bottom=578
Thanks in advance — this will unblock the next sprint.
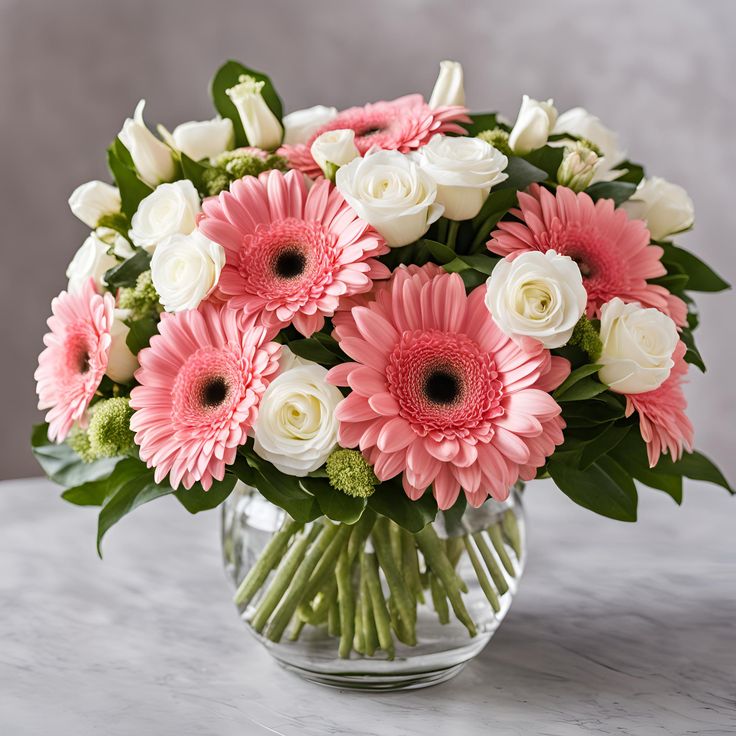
left=1, top=476, right=734, bottom=736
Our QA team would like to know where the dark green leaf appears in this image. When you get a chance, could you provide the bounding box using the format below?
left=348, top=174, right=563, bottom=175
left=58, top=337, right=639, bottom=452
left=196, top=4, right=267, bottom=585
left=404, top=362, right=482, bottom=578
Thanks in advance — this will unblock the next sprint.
left=107, top=139, right=154, bottom=218
left=679, top=328, right=706, bottom=372
left=548, top=454, right=638, bottom=521
left=174, top=473, right=237, bottom=513
left=288, top=338, right=345, bottom=366
left=465, top=112, right=503, bottom=136
left=553, top=364, right=602, bottom=399
left=300, top=476, right=367, bottom=524
left=655, top=448, right=733, bottom=494
left=613, top=161, right=645, bottom=185
left=660, top=243, right=730, bottom=292
left=580, top=423, right=632, bottom=470
left=441, top=494, right=467, bottom=536
left=524, top=146, right=564, bottom=179
left=104, top=249, right=151, bottom=290
left=585, top=181, right=637, bottom=206
left=561, top=394, right=626, bottom=428
left=125, top=315, right=159, bottom=355
left=459, top=269, right=488, bottom=289
left=649, top=273, right=690, bottom=293
left=498, top=156, right=548, bottom=192
left=31, top=423, right=120, bottom=486
left=555, top=376, right=609, bottom=402
left=368, top=478, right=438, bottom=532
left=210, top=60, right=283, bottom=148
left=179, top=152, right=209, bottom=194
left=421, top=238, right=457, bottom=264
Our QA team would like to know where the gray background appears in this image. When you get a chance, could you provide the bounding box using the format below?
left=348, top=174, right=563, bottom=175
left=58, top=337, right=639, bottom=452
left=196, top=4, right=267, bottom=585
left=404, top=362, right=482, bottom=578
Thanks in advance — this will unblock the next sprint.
left=1, top=0, right=734, bottom=481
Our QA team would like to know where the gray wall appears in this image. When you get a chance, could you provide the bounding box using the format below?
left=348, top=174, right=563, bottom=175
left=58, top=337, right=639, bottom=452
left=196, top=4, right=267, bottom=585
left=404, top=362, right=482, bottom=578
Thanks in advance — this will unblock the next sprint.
left=1, top=0, right=734, bottom=481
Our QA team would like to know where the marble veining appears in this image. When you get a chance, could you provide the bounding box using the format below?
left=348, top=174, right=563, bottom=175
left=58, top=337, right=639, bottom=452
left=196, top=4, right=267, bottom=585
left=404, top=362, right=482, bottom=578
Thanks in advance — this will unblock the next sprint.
left=1, top=477, right=734, bottom=735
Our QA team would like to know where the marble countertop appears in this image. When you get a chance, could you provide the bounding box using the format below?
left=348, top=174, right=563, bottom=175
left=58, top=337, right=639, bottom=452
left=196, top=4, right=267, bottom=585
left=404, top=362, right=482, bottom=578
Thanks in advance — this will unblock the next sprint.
left=1, top=476, right=734, bottom=736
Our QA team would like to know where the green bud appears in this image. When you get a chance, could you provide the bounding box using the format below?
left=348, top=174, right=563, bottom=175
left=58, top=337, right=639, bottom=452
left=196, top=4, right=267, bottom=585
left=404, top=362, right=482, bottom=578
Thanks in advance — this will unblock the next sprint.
left=326, top=449, right=378, bottom=498
left=67, top=427, right=96, bottom=463
left=557, top=141, right=600, bottom=192
left=476, top=128, right=512, bottom=157
left=203, top=149, right=289, bottom=196
left=117, top=270, right=161, bottom=319
left=568, top=314, right=602, bottom=361
left=87, top=398, right=136, bottom=459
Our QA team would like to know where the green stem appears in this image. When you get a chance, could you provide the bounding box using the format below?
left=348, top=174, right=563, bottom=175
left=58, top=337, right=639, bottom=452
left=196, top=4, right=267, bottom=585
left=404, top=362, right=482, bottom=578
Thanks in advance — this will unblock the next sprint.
left=251, top=525, right=320, bottom=633
left=446, top=219, right=460, bottom=250
left=463, top=535, right=500, bottom=613
left=472, top=531, right=509, bottom=595
left=301, top=524, right=352, bottom=602
left=328, top=597, right=341, bottom=638
left=488, top=524, right=516, bottom=577
left=502, top=509, right=523, bottom=560
left=416, top=524, right=477, bottom=637
left=363, top=551, right=395, bottom=659
left=348, top=508, right=376, bottom=563
left=437, top=217, right=449, bottom=243
left=288, top=616, right=306, bottom=641
left=233, top=518, right=302, bottom=607
left=266, top=521, right=341, bottom=642
left=336, top=548, right=355, bottom=659
left=360, top=554, right=378, bottom=656
left=401, top=529, right=425, bottom=605
left=353, top=581, right=365, bottom=655
left=429, top=572, right=450, bottom=624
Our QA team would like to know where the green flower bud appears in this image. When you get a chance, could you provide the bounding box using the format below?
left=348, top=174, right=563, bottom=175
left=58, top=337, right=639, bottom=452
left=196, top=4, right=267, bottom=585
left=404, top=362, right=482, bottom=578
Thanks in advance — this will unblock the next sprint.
left=557, top=141, right=600, bottom=192
left=326, top=449, right=378, bottom=498
left=117, top=270, right=161, bottom=319
left=203, top=149, right=289, bottom=196
left=568, top=314, right=603, bottom=361
left=67, top=427, right=96, bottom=463
left=87, top=398, right=136, bottom=459
left=476, top=128, right=512, bottom=157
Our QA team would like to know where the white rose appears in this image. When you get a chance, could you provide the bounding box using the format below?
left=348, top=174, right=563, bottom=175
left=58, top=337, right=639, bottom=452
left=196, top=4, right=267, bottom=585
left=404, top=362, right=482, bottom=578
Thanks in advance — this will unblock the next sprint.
left=485, top=250, right=587, bottom=349
left=553, top=107, right=626, bottom=182
left=508, top=95, right=558, bottom=155
left=428, top=60, right=465, bottom=108
left=556, top=142, right=600, bottom=192
left=170, top=117, right=234, bottom=162
left=336, top=149, right=443, bottom=247
left=66, top=233, right=118, bottom=295
left=253, top=362, right=343, bottom=476
left=598, top=298, right=678, bottom=395
left=282, top=105, right=338, bottom=145
left=68, top=181, right=121, bottom=228
left=151, top=230, right=225, bottom=312
left=310, top=129, right=360, bottom=178
left=620, top=177, right=694, bottom=241
left=106, top=309, right=139, bottom=384
left=419, top=134, right=508, bottom=220
left=226, top=75, right=283, bottom=150
left=118, top=100, right=176, bottom=187
left=129, top=180, right=201, bottom=252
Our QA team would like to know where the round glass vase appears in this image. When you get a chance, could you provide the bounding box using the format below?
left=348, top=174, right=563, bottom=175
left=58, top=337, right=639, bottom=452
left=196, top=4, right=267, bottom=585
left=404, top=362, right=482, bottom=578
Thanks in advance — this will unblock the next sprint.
left=222, top=484, right=526, bottom=691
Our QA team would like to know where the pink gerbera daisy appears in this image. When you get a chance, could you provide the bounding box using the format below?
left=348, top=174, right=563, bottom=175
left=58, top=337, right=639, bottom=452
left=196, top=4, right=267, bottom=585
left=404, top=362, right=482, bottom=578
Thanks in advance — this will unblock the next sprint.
left=279, top=94, right=470, bottom=178
left=198, top=169, right=390, bottom=337
left=35, top=278, right=114, bottom=442
left=130, top=304, right=280, bottom=490
left=327, top=268, right=570, bottom=509
left=625, top=341, right=694, bottom=467
left=488, top=184, right=687, bottom=325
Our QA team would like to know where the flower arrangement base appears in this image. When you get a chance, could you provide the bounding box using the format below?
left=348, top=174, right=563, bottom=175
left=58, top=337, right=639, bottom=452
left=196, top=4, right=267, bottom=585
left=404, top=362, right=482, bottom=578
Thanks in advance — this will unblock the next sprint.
left=222, top=485, right=525, bottom=692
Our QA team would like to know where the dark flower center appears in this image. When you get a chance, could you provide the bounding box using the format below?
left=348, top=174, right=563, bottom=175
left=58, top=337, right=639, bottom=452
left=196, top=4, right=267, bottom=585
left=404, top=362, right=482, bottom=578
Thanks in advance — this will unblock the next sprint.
left=201, top=376, right=229, bottom=407
left=571, top=254, right=593, bottom=277
left=360, top=126, right=384, bottom=137
left=78, top=352, right=91, bottom=374
left=273, top=247, right=307, bottom=279
left=424, top=369, right=460, bottom=405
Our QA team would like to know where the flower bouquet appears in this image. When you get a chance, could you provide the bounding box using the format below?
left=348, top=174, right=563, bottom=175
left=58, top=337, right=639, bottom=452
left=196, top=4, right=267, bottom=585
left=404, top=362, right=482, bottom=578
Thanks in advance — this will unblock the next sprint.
left=33, top=59, right=732, bottom=690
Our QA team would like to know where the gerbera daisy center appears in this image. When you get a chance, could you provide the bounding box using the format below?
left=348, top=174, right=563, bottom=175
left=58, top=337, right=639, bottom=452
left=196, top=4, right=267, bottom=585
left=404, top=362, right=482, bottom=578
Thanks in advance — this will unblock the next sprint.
left=424, top=368, right=461, bottom=405
left=273, top=247, right=307, bottom=279
left=201, top=376, right=229, bottom=407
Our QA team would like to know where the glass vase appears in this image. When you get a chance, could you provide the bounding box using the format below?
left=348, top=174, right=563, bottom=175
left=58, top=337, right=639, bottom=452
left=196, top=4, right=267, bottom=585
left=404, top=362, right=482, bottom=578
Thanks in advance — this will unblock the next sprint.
left=221, top=484, right=526, bottom=691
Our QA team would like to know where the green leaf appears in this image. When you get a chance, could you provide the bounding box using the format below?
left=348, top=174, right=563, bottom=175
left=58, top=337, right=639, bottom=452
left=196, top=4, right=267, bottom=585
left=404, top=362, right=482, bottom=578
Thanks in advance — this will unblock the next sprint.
left=107, top=139, right=154, bottom=218
left=585, top=181, right=637, bottom=206
left=210, top=60, right=284, bottom=148
left=441, top=494, right=468, bottom=536
left=124, top=315, right=159, bottom=355
left=299, top=476, right=367, bottom=524
left=523, top=146, right=564, bottom=179
left=680, top=328, right=706, bottom=372
left=31, top=423, right=120, bottom=487
left=421, top=238, right=457, bottom=264
left=579, top=423, right=632, bottom=470
left=649, top=273, right=690, bottom=293
left=97, top=460, right=174, bottom=554
left=561, top=394, right=626, bottom=428
left=613, top=161, right=645, bottom=185
left=498, top=156, right=548, bottom=192
left=555, top=376, right=609, bottom=403
left=179, top=152, right=208, bottom=194
left=288, top=338, right=345, bottom=366
left=465, top=112, right=503, bottom=136
left=660, top=243, right=730, bottom=292
left=553, top=364, right=602, bottom=399
left=174, top=473, right=237, bottom=513
left=548, top=454, right=638, bottom=521
left=367, top=478, right=438, bottom=533
left=234, top=452, right=321, bottom=523
left=656, top=448, right=733, bottom=494
left=104, top=249, right=151, bottom=290
left=61, top=476, right=117, bottom=507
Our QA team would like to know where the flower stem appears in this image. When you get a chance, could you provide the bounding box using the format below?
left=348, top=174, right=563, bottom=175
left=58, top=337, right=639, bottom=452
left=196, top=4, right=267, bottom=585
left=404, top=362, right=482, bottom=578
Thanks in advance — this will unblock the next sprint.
left=501, top=509, right=523, bottom=560
left=429, top=572, right=450, bottom=624
left=233, top=518, right=302, bottom=607
left=472, top=531, right=509, bottom=595
left=463, top=535, right=500, bottom=613
left=488, top=524, right=516, bottom=577
left=401, top=529, right=425, bottom=605
left=359, top=555, right=378, bottom=656
left=362, top=551, right=395, bottom=659
left=336, top=548, right=355, bottom=659
left=446, top=219, right=460, bottom=250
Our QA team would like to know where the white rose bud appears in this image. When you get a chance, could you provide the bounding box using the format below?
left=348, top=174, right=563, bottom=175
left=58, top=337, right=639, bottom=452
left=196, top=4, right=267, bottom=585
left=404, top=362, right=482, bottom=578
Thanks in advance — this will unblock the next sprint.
left=118, top=100, right=176, bottom=187
left=310, top=129, right=360, bottom=179
left=557, top=142, right=600, bottom=192
left=621, top=176, right=694, bottom=241
left=95, top=226, right=135, bottom=260
left=598, top=298, right=679, bottom=395
left=553, top=107, right=626, bottom=182
left=151, top=230, right=225, bottom=312
left=419, top=134, right=508, bottom=220
left=336, top=149, right=443, bottom=247
left=129, top=180, right=201, bottom=252
left=106, top=309, right=139, bottom=384
left=508, top=95, right=558, bottom=155
left=226, top=75, right=283, bottom=150
left=485, top=250, right=587, bottom=349
left=170, top=117, right=234, bottom=162
left=282, top=105, right=338, bottom=145
left=66, top=233, right=118, bottom=295
left=68, top=181, right=121, bottom=228
left=253, top=362, right=343, bottom=476
left=428, top=60, right=465, bottom=108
